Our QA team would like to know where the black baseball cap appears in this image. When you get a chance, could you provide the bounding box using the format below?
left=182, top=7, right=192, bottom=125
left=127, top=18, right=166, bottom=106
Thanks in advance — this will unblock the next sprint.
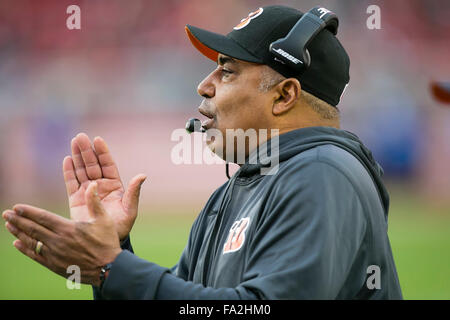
left=185, top=5, right=350, bottom=106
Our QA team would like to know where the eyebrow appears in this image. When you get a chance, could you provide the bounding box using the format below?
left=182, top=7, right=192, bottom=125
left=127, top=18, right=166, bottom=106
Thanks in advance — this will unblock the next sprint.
left=218, top=55, right=237, bottom=66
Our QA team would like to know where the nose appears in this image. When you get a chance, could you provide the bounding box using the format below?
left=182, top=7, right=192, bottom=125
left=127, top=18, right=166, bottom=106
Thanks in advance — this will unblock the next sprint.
left=197, top=71, right=215, bottom=98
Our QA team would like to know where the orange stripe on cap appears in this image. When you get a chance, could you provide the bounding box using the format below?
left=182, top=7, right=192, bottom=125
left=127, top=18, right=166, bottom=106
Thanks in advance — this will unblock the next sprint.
left=185, top=26, right=218, bottom=62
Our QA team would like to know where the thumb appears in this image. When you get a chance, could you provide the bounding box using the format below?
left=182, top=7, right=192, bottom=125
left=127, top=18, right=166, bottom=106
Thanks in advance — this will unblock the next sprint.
left=122, top=174, right=147, bottom=217
left=85, top=181, right=107, bottom=220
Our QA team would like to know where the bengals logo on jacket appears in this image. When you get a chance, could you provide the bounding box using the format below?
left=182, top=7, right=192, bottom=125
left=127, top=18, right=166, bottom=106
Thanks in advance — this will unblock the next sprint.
left=223, top=217, right=251, bottom=254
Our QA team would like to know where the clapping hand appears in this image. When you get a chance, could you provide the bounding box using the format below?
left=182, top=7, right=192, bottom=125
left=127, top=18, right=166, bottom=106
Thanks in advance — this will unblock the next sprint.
left=64, top=133, right=147, bottom=240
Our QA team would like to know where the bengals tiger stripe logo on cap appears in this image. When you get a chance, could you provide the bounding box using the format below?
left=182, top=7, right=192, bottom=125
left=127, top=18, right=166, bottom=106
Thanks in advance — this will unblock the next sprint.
left=233, top=8, right=263, bottom=30
left=223, top=217, right=251, bottom=254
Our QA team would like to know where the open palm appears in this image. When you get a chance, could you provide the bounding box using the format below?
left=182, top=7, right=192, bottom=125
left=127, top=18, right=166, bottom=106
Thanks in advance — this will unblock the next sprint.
left=63, top=133, right=146, bottom=241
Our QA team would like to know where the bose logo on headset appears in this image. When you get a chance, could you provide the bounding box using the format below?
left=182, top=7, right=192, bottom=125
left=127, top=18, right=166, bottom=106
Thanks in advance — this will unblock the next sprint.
left=272, top=48, right=302, bottom=65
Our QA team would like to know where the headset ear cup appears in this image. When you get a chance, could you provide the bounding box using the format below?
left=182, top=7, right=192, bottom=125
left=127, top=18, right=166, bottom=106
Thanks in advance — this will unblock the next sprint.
left=268, top=7, right=339, bottom=74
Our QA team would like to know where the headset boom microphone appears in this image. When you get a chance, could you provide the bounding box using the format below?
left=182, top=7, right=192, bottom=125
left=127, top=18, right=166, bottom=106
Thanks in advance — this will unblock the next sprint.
left=185, top=118, right=206, bottom=134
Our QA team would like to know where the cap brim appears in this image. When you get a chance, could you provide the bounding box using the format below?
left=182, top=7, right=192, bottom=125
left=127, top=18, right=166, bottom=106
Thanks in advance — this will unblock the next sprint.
left=185, top=25, right=262, bottom=64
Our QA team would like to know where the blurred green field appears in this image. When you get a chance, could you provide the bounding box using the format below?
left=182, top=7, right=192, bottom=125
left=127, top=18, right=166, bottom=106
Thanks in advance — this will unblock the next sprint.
left=1, top=189, right=449, bottom=300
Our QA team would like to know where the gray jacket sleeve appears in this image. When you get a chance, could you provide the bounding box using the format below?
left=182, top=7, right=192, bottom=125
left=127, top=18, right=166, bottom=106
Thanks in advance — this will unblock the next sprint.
left=92, top=236, right=134, bottom=300
left=97, top=160, right=367, bottom=299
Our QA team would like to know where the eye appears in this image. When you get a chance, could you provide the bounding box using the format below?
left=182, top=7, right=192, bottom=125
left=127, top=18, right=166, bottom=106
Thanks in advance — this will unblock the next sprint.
left=217, top=65, right=234, bottom=78
left=221, top=68, right=233, bottom=76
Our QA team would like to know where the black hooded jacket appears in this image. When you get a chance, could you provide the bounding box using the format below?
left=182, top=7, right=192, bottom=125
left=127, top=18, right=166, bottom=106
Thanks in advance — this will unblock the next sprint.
left=94, top=126, right=403, bottom=299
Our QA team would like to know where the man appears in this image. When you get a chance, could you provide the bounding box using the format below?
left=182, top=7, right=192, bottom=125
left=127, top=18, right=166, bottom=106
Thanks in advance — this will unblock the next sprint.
left=2, top=5, right=402, bottom=299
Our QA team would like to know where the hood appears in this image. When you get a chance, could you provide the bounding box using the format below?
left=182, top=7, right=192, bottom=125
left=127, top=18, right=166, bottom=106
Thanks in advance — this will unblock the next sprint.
left=237, top=126, right=390, bottom=216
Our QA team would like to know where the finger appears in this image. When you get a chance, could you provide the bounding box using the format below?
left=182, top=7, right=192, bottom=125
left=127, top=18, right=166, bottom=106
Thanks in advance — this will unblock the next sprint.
left=63, top=156, right=80, bottom=196
left=2, top=209, right=54, bottom=244
left=85, top=182, right=107, bottom=219
left=11, top=204, right=70, bottom=233
left=13, top=239, right=47, bottom=266
left=6, top=221, right=40, bottom=256
left=93, top=136, right=121, bottom=180
left=75, top=133, right=103, bottom=180
left=122, top=174, right=147, bottom=216
left=71, top=137, right=89, bottom=184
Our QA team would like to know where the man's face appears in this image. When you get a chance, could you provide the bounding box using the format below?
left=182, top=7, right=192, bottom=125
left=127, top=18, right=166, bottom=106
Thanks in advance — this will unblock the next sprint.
left=197, top=54, right=273, bottom=162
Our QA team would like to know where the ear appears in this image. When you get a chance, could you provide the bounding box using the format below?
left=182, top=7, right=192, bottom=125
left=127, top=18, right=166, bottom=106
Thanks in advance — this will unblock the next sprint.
left=272, top=78, right=301, bottom=116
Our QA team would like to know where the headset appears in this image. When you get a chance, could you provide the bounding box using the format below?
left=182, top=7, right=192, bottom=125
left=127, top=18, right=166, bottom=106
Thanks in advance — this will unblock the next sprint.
left=269, top=6, right=339, bottom=74
left=186, top=6, right=339, bottom=177
left=185, top=117, right=205, bottom=134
